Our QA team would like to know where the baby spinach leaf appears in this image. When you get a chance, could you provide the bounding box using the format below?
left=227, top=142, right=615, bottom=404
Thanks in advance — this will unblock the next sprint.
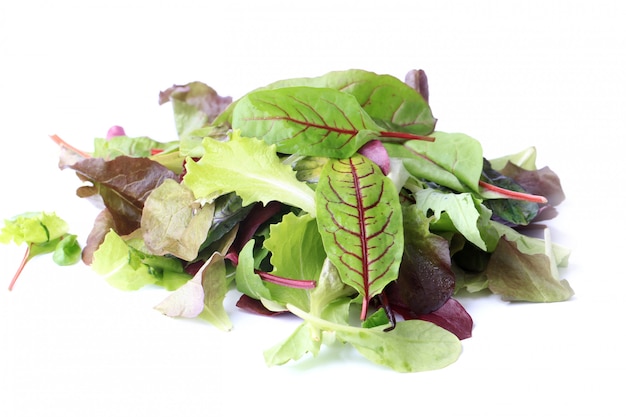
left=401, top=131, right=484, bottom=192
left=316, top=155, right=404, bottom=320
left=93, top=135, right=177, bottom=160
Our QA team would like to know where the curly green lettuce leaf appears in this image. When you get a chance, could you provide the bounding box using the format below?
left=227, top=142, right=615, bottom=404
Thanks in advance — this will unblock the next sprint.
left=183, top=130, right=316, bottom=214
left=1, top=212, right=81, bottom=290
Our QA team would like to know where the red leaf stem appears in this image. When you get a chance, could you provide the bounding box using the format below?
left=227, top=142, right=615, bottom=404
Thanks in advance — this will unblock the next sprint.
left=8, top=244, right=31, bottom=291
left=479, top=180, right=548, bottom=204
left=225, top=252, right=316, bottom=290
left=49, top=134, right=92, bottom=159
left=378, top=131, right=435, bottom=142
left=256, top=271, right=316, bottom=290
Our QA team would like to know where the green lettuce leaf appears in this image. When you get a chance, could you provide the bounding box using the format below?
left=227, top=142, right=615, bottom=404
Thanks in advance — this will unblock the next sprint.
left=183, top=130, right=316, bottom=214
left=414, top=188, right=498, bottom=251
left=91, top=230, right=191, bottom=291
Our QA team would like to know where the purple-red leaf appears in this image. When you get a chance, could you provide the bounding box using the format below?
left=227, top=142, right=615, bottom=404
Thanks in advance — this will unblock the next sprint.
left=63, top=156, right=178, bottom=235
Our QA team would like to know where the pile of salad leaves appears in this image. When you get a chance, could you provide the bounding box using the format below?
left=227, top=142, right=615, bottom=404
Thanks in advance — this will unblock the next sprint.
left=1, top=69, right=573, bottom=372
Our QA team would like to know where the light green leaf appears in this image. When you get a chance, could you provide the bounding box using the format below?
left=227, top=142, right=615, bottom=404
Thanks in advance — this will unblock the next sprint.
left=287, top=303, right=462, bottom=373
left=489, top=146, right=537, bottom=171
left=263, top=212, right=326, bottom=310
left=92, top=230, right=159, bottom=290
left=402, top=131, right=484, bottom=192
left=52, top=234, right=81, bottom=266
left=234, top=239, right=273, bottom=301
left=0, top=212, right=69, bottom=245
left=415, top=188, right=494, bottom=251
left=183, top=130, right=316, bottom=214
left=92, top=230, right=191, bottom=291
left=263, top=322, right=322, bottom=367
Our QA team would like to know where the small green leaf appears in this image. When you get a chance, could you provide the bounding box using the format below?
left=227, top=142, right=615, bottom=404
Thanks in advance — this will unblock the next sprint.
left=0, top=212, right=69, bottom=245
left=263, top=322, right=322, bottom=367
left=52, top=234, right=82, bottom=266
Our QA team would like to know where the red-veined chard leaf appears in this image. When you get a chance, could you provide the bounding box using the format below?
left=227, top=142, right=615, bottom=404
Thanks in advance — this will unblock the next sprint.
left=315, top=155, right=404, bottom=320
left=263, top=69, right=436, bottom=135
left=232, top=87, right=383, bottom=158
left=219, top=69, right=436, bottom=136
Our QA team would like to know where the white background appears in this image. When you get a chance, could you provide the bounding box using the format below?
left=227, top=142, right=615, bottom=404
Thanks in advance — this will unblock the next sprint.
left=1, top=1, right=624, bottom=416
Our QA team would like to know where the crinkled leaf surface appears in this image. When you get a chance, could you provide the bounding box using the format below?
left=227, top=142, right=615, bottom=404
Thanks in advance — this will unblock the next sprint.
left=0, top=212, right=69, bottom=245
left=64, top=156, right=178, bottom=235
left=183, top=131, right=316, bottom=214
left=232, top=87, right=382, bottom=158
left=141, top=179, right=214, bottom=261
left=316, top=155, right=403, bottom=318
